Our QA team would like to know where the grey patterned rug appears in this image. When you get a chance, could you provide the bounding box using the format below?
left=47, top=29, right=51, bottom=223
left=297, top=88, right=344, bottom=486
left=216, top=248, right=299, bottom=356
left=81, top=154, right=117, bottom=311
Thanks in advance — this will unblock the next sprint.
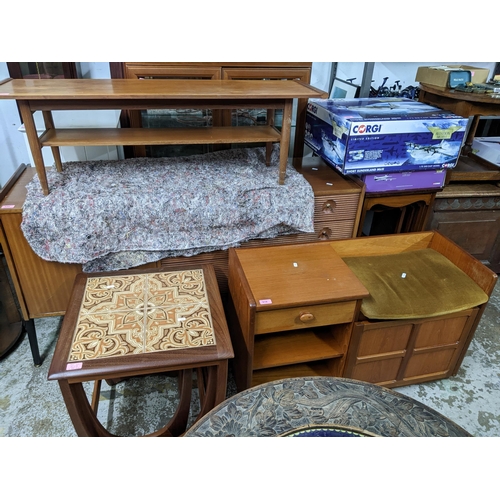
left=21, top=146, right=314, bottom=272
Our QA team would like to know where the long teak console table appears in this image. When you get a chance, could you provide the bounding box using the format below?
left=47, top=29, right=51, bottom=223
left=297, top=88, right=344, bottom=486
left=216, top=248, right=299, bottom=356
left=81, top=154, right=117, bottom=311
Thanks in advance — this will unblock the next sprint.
left=0, top=78, right=327, bottom=194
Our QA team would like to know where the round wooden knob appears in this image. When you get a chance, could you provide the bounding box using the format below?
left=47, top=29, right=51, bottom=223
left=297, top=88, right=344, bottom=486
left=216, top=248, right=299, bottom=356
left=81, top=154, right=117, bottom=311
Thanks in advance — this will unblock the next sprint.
left=299, top=312, right=315, bottom=322
left=318, top=227, right=332, bottom=240
left=322, top=200, right=336, bottom=214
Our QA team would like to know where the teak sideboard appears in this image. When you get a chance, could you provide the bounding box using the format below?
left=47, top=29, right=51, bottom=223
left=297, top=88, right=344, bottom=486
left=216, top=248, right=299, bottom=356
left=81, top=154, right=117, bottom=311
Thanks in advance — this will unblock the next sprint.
left=0, top=158, right=364, bottom=365
left=0, top=78, right=327, bottom=194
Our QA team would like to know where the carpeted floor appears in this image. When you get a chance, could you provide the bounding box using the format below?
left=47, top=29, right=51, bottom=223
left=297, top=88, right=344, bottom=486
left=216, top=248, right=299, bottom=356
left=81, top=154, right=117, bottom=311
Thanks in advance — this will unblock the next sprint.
left=1, top=280, right=499, bottom=437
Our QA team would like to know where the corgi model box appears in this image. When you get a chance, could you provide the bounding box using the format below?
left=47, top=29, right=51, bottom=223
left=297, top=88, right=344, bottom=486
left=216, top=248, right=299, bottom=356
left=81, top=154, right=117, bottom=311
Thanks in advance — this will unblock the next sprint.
left=304, top=98, right=468, bottom=175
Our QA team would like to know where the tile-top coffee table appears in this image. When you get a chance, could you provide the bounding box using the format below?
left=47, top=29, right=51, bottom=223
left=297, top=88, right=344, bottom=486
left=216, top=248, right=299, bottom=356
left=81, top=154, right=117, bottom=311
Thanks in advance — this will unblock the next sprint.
left=48, top=264, right=233, bottom=437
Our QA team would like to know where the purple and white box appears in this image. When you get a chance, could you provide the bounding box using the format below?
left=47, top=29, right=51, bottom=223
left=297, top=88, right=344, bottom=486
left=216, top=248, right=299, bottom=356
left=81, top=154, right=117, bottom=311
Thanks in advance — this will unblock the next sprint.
left=304, top=97, right=468, bottom=175
left=358, top=169, right=447, bottom=193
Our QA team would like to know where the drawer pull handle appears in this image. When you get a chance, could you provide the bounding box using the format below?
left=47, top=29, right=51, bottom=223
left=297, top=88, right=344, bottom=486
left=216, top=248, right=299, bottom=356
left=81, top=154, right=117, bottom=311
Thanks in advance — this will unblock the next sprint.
left=299, top=312, right=315, bottom=322
left=318, top=227, right=332, bottom=240
left=322, top=200, right=336, bottom=214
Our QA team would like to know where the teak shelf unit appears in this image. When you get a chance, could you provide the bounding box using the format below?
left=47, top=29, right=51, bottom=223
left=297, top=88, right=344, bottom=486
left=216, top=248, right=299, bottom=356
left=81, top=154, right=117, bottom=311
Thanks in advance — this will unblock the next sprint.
left=0, top=78, right=327, bottom=195
left=228, top=242, right=370, bottom=390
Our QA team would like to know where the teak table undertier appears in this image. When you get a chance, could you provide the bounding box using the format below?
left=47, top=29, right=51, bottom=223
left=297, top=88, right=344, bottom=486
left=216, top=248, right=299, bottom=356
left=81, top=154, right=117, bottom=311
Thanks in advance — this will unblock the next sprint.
left=47, top=264, right=233, bottom=437
left=0, top=78, right=327, bottom=194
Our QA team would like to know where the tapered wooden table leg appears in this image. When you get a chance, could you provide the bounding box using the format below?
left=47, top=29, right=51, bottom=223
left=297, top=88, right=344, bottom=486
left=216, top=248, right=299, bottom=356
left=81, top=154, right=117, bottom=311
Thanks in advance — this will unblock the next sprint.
left=18, top=101, right=50, bottom=195
left=279, top=100, right=293, bottom=185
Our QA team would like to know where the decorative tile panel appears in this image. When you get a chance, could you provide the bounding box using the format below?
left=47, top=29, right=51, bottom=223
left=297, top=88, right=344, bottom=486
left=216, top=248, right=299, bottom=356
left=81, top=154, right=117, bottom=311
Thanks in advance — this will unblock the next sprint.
left=68, top=269, right=215, bottom=362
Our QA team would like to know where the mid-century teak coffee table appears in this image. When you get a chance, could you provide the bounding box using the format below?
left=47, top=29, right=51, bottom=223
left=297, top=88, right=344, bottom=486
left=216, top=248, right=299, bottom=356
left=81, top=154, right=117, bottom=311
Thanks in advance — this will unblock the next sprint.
left=48, top=264, right=233, bottom=437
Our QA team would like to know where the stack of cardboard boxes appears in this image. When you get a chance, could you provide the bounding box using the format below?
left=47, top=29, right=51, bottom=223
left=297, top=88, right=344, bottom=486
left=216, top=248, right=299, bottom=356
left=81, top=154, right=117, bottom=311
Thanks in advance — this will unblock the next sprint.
left=304, top=97, right=468, bottom=193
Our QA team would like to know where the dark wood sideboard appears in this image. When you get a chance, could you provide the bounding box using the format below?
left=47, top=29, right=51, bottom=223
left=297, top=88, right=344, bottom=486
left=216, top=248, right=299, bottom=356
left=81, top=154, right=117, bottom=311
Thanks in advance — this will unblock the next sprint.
left=419, top=83, right=500, bottom=272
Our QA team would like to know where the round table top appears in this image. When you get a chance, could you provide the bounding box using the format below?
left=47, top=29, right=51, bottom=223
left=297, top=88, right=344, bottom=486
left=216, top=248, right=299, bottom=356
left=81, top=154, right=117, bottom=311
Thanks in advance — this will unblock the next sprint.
left=185, top=377, right=471, bottom=437
left=419, top=83, right=500, bottom=106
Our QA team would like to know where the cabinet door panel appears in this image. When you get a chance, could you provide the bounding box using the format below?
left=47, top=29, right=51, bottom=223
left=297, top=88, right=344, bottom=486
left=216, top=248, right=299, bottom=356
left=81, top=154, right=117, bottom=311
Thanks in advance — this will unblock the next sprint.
left=346, top=308, right=477, bottom=387
left=414, top=314, right=470, bottom=348
left=429, top=210, right=500, bottom=262
left=351, top=358, right=403, bottom=386
left=356, top=323, right=412, bottom=357
left=404, top=348, right=456, bottom=379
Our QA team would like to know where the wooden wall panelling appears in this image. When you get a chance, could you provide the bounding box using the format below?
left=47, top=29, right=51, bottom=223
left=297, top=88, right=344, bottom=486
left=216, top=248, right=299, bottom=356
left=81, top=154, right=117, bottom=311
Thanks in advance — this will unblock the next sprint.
left=120, top=64, right=224, bottom=157
left=117, top=63, right=313, bottom=161
left=221, top=66, right=312, bottom=160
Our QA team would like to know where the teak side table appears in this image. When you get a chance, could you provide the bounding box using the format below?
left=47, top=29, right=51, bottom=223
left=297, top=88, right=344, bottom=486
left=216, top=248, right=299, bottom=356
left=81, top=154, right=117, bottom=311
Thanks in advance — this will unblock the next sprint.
left=47, top=264, right=233, bottom=437
left=227, top=242, right=369, bottom=391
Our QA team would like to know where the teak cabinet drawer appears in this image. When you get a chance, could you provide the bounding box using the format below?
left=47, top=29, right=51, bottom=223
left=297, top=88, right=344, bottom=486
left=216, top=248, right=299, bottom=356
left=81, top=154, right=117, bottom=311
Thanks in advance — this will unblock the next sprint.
left=314, top=194, right=360, bottom=222
left=255, top=301, right=357, bottom=335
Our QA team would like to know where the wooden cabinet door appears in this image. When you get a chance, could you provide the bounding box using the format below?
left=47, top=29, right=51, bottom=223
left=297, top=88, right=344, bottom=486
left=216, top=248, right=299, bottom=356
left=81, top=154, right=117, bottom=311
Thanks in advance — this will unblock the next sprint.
left=222, top=66, right=312, bottom=160
left=345, top=309, right=479, bottom=388
left=429, top=210, right=500, bottom=272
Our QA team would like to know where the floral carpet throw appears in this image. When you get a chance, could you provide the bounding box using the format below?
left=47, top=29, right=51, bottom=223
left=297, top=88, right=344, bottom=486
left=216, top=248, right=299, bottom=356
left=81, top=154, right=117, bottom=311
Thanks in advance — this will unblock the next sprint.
left=21, top=146, right=315, bottom=272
